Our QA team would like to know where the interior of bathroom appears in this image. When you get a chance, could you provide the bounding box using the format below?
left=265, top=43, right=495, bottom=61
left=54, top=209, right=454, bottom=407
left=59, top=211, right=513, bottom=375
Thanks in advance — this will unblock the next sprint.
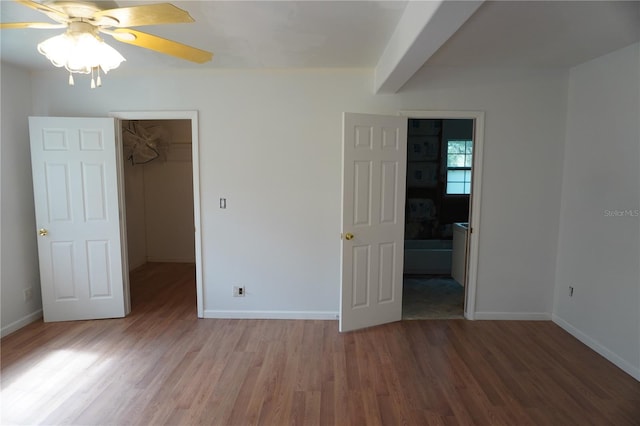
left=402, top=118, right=473, bottom=319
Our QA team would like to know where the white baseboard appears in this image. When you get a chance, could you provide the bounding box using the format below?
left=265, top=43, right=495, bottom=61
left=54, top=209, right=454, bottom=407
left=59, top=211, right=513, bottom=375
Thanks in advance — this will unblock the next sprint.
left=1, top=310, right=43, bottom=338
left=204, top=310, right=338, bottom=320
left=552, top=314, right=640, bottom=382
left=128, top=260, right=146, bottom=272
left=146, top=257, right=195, bottom=263
left=205, top=310, right=551, bottom=321
left=473, top=312, right=551, bottom=321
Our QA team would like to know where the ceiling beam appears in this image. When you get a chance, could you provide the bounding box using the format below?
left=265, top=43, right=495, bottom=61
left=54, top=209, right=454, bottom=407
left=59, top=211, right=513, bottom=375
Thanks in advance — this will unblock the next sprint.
left=374, top=0, right=484, bottom=94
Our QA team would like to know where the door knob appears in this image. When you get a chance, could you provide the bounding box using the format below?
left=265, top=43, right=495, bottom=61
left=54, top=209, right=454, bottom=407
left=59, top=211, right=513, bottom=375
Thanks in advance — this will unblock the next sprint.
left=38, top=228, right=48, bottom=237
left=344, top=233, right=354, bottom=240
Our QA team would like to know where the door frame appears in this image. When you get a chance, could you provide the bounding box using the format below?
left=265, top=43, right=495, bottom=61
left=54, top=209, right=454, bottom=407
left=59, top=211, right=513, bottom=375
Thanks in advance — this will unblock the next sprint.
left=110, top=110, right=204, bottom=318
left=400, top=110, right=484, bottom=320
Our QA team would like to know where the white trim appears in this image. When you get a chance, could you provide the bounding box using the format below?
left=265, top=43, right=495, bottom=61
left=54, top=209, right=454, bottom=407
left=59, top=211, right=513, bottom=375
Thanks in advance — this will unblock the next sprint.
left=128, top=260, right=146, bottom=272
left=374, top=0, right=484, bottom=94
left=204, top=310, right=338, bottom=320
left=113, top=118, right=131, bottom=315
left=145, top=257, right=196, bottom=263
left=473, top=312, right=551, bottom=321
left=399, top=110, right=485, bottom=320
left=553, top=314, right=640, bottom=381
left=110, top=110, right=204, bottom=318
left=1, top=310, right=43, bottom=338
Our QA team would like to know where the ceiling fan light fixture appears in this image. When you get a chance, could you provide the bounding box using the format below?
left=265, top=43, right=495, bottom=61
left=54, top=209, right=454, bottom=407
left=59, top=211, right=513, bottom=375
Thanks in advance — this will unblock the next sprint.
left=4, top=1, right=213, bottom=84
left=37, top=22, right=126, bottom=85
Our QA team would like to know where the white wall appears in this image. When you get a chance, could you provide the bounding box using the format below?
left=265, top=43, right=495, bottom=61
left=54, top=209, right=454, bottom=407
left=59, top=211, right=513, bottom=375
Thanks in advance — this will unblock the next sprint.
left=123, top=156, right=146, bottom=270
left=143, top=119, right=194, bottom=263
left=24, top=66, right=567, bottom=319
left=0, top=62, right=42, bottom=336
left=402, top=67, right=568, bottom=319
left=554, top=43, right=640, bottom=380
left=143, top=148, right=194, bottom=263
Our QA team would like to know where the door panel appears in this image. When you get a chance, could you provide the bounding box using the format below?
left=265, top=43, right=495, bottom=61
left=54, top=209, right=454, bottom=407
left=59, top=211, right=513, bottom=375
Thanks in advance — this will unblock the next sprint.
left=353, top=161, right=371, bottom=225
left=86, top=240, right=112, bottom=297
left=51, top=241, right=75, bottom=299
left=378, top=242, right=396, bottom=302
left=30, top=117, right=126, bottom=322
left=45, top=162, right=72, bottom=221
left=340, top=113, right=407, bottom=332
left=81, top=163, right=108, bottom=220
left=380, top=161, right=398, bottom=223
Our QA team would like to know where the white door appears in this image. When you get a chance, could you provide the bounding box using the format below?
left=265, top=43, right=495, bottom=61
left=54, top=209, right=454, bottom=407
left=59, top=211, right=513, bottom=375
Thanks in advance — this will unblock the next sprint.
left=29, top=117, right=127, bottom=322
left=340, top=113, right=407, bottom=332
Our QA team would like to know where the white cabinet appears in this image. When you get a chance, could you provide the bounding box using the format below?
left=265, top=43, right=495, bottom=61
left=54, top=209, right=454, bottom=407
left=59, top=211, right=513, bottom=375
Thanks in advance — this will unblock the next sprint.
left=452, top=223, right=468, bottom=286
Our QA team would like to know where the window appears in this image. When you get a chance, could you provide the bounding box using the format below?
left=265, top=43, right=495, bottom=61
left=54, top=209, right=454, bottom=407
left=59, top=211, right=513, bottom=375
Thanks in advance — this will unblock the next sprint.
left=446, top=140, right=472, bottom=194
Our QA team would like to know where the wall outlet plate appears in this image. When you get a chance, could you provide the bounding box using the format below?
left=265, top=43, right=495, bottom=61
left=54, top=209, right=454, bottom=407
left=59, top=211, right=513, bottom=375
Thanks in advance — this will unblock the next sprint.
left=233, top=286, right=245, bottom=297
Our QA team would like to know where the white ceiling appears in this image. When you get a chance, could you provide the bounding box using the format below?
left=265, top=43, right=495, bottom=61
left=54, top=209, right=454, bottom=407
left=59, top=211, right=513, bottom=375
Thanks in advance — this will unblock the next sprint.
left=1, top=1, right=639, bottom=88
left=0, top=0, right=408, bottom=69
left=426, top=1, right=640, bottom=68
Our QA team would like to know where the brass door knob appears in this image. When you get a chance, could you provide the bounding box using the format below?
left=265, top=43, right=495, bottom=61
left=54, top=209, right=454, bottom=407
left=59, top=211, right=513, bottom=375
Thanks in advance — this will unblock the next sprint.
left=344, top=233, right=354, bottom=240
left=38, top=228, right=48, bottom=237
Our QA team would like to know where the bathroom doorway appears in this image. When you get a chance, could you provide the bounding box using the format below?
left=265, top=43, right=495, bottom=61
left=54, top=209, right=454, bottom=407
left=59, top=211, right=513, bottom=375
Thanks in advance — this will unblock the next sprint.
left=402, top=117, right=475, bottom=319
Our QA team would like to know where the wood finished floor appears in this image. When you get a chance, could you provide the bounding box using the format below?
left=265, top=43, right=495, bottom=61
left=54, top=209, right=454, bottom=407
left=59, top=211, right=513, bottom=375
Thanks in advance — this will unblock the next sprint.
left=1, top=262, right=639, bottom=426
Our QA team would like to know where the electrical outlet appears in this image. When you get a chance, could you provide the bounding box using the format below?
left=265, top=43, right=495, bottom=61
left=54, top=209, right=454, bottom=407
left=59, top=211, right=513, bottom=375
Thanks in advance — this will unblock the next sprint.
left=569, top=286, right=574, bottom=297
left=233, top=286, right=245, bottom=297
left=24, top=288, right=33, bottom=302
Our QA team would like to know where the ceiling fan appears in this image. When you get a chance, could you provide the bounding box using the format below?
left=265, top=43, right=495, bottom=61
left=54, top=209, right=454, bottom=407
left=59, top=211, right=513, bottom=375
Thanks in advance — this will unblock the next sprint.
left=0, top=0, right=213, bottom=86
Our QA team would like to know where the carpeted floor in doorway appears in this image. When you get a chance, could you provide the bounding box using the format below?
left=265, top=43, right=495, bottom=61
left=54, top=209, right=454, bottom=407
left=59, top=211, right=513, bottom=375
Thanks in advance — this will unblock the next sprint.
left=402, top=276, right=464, bottom=320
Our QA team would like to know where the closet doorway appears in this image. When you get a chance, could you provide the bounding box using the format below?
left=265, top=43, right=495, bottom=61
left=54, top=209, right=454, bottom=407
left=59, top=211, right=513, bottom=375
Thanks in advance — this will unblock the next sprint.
left=113, top=111, right=204, bottom=317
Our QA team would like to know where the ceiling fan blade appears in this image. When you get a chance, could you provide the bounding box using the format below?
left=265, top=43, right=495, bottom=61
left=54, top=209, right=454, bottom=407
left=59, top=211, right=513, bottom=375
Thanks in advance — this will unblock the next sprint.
left=93, top=3, right=194, bottom=28
left=112, top=29, right=212, bottom=64
left=0, top=21, right=66, bottom=29
left=14, top=0, right=68, bottom=21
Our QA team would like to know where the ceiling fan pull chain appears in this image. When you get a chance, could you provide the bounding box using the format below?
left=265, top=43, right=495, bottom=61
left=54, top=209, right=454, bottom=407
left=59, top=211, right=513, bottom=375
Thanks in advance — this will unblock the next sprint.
left=91, top=67, right=96, bottom=89
left=68, top=72, right=74, bottom=86
left=96, top=67, right=103, bottom=87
